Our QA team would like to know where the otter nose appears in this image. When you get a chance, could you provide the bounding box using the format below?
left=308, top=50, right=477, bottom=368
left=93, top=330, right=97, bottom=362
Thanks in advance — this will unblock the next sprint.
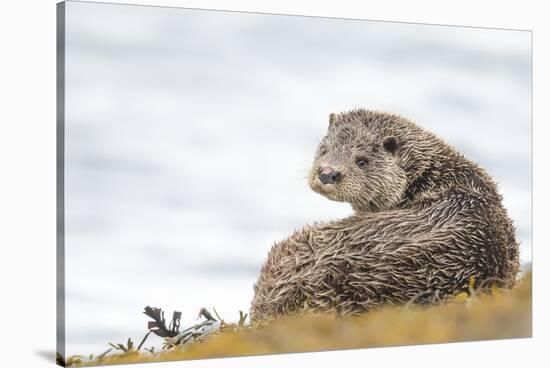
left=318, top=167, right=342, bottom=185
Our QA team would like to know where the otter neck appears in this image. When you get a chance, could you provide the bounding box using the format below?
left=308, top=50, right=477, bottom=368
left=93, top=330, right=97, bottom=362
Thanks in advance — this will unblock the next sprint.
left=398, top=145, right=464, bottom=207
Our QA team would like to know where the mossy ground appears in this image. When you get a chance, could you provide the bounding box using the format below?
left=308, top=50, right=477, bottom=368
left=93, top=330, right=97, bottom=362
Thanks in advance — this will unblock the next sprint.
left=65, top=273, right=531, bottom=367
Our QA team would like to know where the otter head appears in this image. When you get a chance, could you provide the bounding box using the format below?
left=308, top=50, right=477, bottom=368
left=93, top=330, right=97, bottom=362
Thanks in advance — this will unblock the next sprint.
left=308, top=110, right=409, bottom=212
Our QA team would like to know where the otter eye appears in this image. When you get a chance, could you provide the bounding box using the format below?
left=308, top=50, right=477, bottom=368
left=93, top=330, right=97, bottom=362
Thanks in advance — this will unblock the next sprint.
left=356, top=158, right=368, bottom=168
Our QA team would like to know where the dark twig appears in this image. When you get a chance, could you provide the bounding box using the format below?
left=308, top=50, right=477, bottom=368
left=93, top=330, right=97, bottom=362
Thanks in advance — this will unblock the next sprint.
left=137, top=331, right=152, bottom=350
left=144, top=346, right=155, bottom=354
left=96, top=348, right=112, bottom=360
left=198, top=307, right=217, bottom=321
left=143, top=306, right=181, bottom=338
left=238, top=310, right=248, bottom=326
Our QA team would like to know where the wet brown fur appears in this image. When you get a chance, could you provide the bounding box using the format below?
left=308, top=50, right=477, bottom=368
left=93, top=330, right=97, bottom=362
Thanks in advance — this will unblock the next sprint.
left=250, top=109, right=519, bottom=322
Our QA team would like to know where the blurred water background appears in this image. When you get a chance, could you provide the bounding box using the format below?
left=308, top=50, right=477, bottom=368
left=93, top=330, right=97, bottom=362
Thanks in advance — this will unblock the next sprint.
left=63, top=1, right=531, bottom=356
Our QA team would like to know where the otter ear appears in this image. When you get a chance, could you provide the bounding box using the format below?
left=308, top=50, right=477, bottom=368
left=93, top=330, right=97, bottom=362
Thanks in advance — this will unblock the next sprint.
left=382, top=136, right=400, bottom=155
left=329, top=113, right=336, bottom=126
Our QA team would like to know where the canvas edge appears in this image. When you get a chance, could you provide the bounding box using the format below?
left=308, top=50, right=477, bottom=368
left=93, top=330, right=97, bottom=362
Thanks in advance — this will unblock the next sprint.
left=56, top=1, right=66, bottom=365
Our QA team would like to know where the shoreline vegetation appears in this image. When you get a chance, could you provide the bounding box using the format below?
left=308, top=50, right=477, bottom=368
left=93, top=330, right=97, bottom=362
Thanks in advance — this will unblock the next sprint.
left=59, top=272, right=531, bottom=367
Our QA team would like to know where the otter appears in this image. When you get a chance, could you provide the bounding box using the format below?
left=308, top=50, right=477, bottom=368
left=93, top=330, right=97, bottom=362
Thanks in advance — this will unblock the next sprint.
left=250, top=109, right=519, bottom=322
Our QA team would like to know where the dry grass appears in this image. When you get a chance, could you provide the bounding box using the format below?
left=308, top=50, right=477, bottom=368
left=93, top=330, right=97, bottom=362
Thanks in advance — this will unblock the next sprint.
left=69, top=273, right=531, bottom=367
